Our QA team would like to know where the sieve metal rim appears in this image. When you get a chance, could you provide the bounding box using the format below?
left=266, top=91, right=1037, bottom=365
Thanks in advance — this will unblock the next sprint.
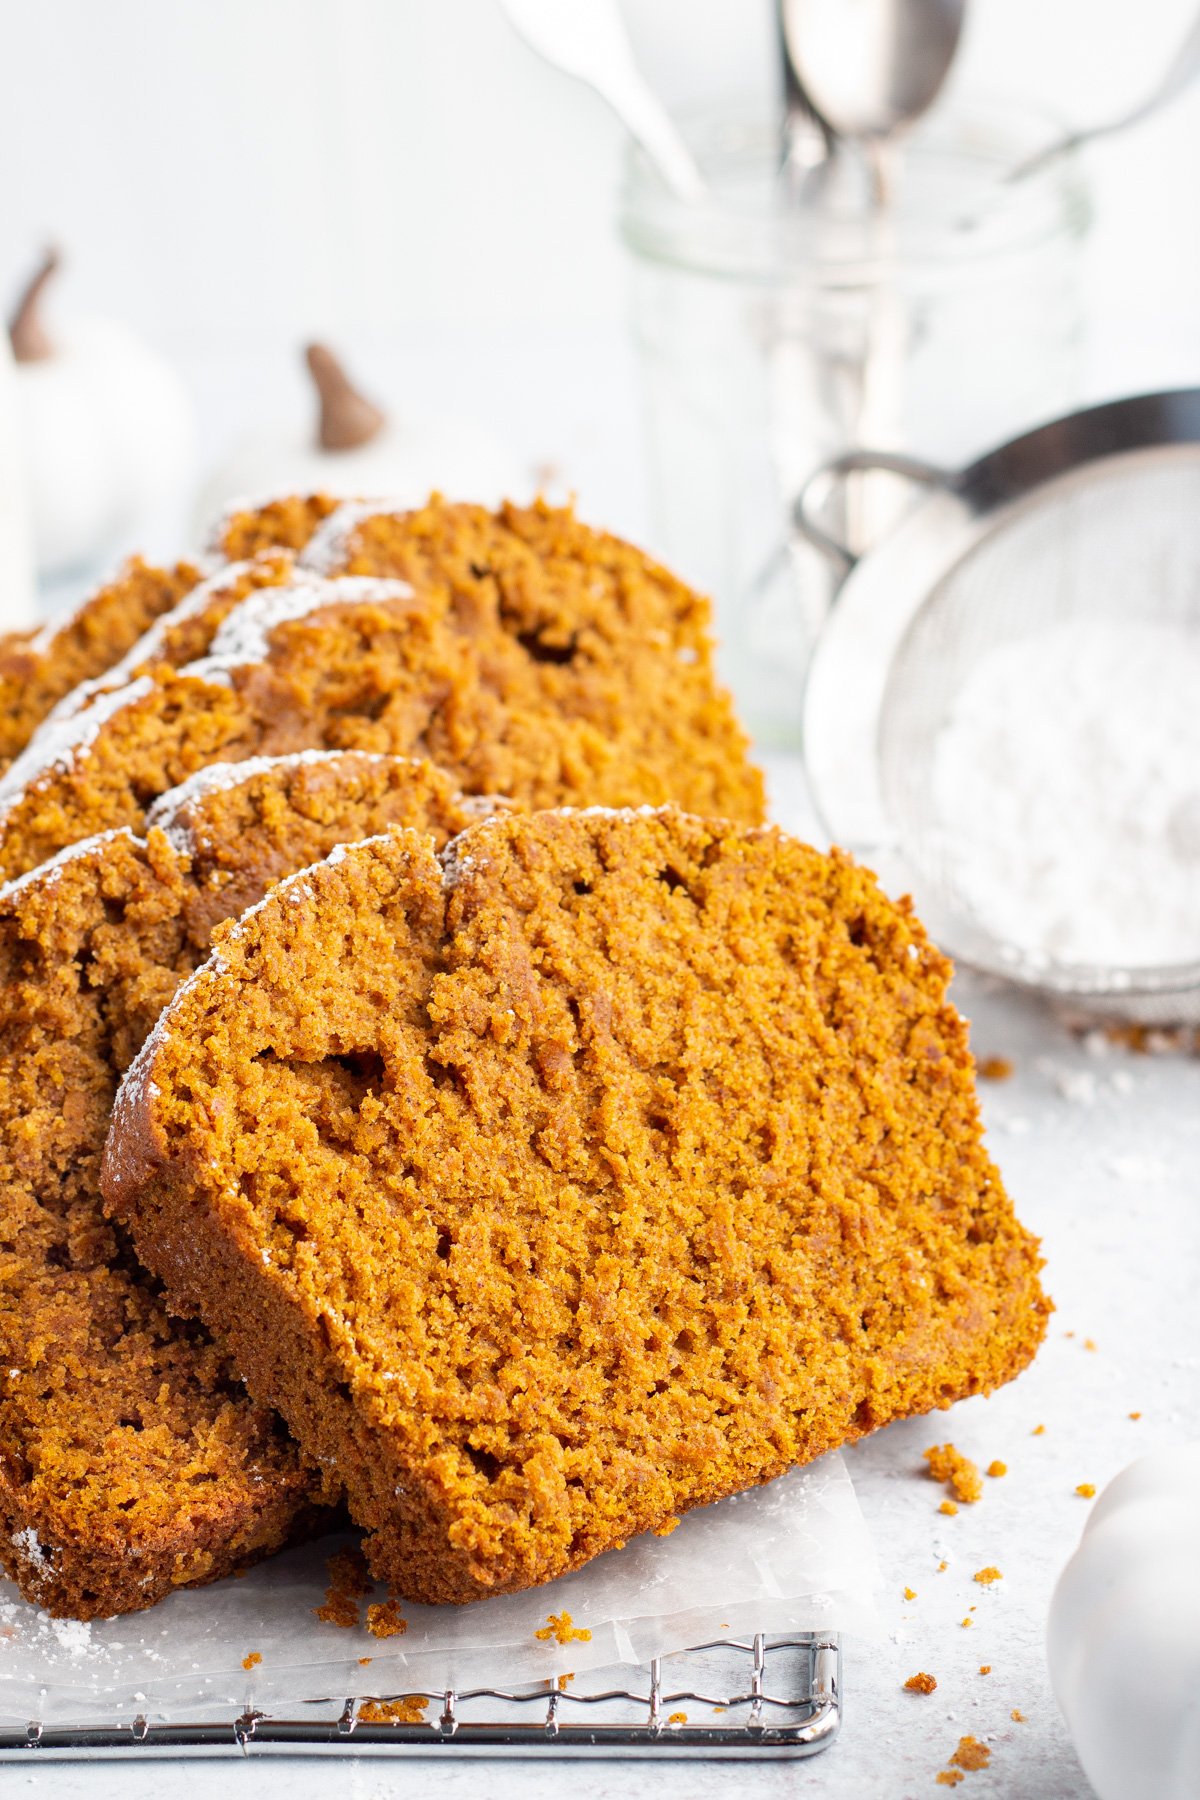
left=798, top=388, right=1200, bottom=1011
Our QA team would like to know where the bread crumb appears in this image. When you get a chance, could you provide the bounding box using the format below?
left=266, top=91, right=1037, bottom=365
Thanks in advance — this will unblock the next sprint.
left=905, top=1672, right=938, bottom=1694
left=979, top=1055, right=1014, bottom=1081
left=1076, top=1483, right=1096, bottom=1498
left=1129, top=1411, right=1141, bottom=1420
left=904, top=1586, right=918, bottom=1600
left=1065, top=1330, right=1075, bottom=1338
left=667, top=1711, right=688, bottom=1724
left=925, top=1444, right=983, bottom=1503
left=557, top=1673, right=573, bottom=1691
left=358, top=1657, right=372, bottom=1666
left=937, top=1560, right=948, bottom=1572
left=535, top=1610, right=592, bottom=1645
left=1084, top=1338, right=1097, bottom=1352
left=1011, top=1708, right=1025, bottom=1722
left=986, top=1460, right=1007, bottom=1478
left=940, top=1500, right=959, bottom=1516
left=936, top=1772, right=965, bottom=1787
left=960, top=1617, right=973, bottom=1628
left=366, top=1597, right=408, bottom=1639
left=241, top=1651, right=262, bottom=1670
left=974, top=1566, right=1002, bottom=1585
left=316, top=1547, right=372, bottom=1629
left=951, top=1735, right=991, bottom=1772
left=979, top=1665, right=991, bottom=1675
left=359, top=1696, right=428, bottom=1724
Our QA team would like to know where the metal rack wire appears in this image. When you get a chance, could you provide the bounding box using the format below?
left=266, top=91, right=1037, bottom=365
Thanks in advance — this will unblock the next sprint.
left=0, top=1632, right=840, bottom=1761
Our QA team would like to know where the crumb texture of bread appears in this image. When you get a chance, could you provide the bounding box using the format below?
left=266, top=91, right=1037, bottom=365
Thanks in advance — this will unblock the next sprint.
left=212, top=492, right=342, bottom=561
left=0, top=500, right=762, bottom=881
left=0, top=558, right=201, bottom=770
left=0, top=752, right=478, bottom=1618
left=104, top=808, right=1049, bottom=1606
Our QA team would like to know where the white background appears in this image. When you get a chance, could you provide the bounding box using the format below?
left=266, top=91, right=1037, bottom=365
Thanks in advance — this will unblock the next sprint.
left=2, top=0, right=1199, bottom=549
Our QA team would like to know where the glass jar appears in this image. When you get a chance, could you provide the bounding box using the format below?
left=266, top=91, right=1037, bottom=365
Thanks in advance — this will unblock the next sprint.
left=620, top=100, right=1090, bottom=747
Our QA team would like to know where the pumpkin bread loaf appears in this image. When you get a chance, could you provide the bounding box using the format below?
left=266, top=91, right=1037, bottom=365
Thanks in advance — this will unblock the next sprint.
left=0, top=556, right=201, bottom=770
left=103, top=808, right=1049, bottom=1606
left=0, top=505, right=762, bottom=880
left=0, top=751, right=481, bottom=1618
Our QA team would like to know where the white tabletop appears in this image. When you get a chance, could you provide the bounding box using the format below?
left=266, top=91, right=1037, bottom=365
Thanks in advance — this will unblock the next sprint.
left=14, top=758, right=1199, bottom=1798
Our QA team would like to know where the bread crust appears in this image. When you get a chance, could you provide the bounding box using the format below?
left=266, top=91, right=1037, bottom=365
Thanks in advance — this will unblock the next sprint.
left=0, top=753, right=479, bottom=1617
left=0, top=500, right=762, bottom=883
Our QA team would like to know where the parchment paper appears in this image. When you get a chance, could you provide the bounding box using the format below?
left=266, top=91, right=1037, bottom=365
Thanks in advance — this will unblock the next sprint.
left=0, top=1451, right=878, bottom=1726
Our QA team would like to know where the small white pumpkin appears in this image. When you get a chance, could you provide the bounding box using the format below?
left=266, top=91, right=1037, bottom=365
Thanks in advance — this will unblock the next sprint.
left=0, top=328, right=35, bottom=629
left=1048, top=1443, right=1200, bottom=1800
left=194, top=342, right=529, bottom=538
left=9, top=250, right=195, bottom=579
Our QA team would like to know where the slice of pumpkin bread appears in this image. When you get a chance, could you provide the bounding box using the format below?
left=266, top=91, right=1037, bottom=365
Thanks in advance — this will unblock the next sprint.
left=209, top=491, right=342, bottom=561
left=0, top=751, right=480, bottom=1618
left=0, top=504, right=763, bottom=880
left=0, top=556, right=201, bottom=770
left=46, top=550, right=300, bottom=725
left=299, top=496, right=759, bottom=823
left=103, top=808, right=1049, bottom=1607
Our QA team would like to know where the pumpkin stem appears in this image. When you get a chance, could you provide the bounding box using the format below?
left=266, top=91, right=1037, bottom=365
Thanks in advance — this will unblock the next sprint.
left=9, top=247, right=61, bottom=364
left=305, top=343, right=386, bottom=452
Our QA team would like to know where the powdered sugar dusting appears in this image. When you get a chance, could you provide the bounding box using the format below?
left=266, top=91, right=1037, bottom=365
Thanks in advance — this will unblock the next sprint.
left=440, top=834, right=484, bottom=889
left=0, top=828, right=136, bottom=905
left=200, top=489, right=353, bottom=559
left=296, top=499, right=410, bottom=576
left=44, top=560, right=278, bottom=731
left=181, top=576, right=414, bottom=683
left=25, top=559, right=145, bottom=659
left=146, top=751, right=433, bottom=858
left=10, top=1526, right=49, bottom=1572
left=110, top=830, right=407, bottom=1143
left=0, top=676, right=156, bottom=819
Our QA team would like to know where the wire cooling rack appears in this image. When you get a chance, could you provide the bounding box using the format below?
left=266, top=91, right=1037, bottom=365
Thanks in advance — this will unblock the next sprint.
left=0, top=1633, right=840, bottom=1761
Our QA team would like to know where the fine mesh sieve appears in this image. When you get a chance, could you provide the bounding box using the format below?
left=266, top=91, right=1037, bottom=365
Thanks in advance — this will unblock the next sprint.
left=799, top=392, right=1200, bottom=1024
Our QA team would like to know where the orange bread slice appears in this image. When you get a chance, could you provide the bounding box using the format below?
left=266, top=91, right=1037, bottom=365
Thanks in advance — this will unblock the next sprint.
left=46, top=550, right=300, bottom=724
left=103, top=808, right=1049, bottom=1606
left=0, top=557, right=200, bottom=770
left=297, top=497, right=758, bottom=821
left=0, top=751, right=480, bottom=1618
left=0, top=504, right=762, bottom=880
left=209, top=491, right=342, bottom=562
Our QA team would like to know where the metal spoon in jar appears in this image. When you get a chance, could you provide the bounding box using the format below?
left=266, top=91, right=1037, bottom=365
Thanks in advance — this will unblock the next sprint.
left=498, top=0, right=705, bottom=203
left=777, top=0, right=966, bottom=199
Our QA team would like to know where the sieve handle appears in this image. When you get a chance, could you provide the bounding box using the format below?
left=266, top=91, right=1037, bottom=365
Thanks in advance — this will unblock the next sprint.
left=791, top=450, right=950, bottom=580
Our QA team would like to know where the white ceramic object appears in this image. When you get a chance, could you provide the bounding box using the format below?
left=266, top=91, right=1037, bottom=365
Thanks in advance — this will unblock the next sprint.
left=0, top=330, right=35, bottom=630
left=194, top=343, right=528, bottom=540
left=1048, top=1443, right=1200, bottom=1800
left=9, top=251, right=194, bottom=578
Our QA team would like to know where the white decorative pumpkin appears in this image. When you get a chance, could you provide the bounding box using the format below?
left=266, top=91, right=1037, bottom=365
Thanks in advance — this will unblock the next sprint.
left=9, top=252, right=194, bottom=578
left=194, top=343, right=529, bottom=538
left=1048, top=1443, right=1200, bottom=1800
left=0, top=328, right=35, bottom=629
